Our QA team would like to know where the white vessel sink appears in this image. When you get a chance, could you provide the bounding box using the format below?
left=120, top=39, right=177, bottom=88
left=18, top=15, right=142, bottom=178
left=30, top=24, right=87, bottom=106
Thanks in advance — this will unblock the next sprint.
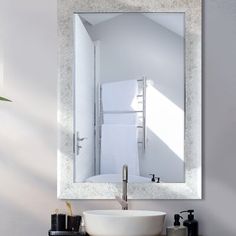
left=84, top=210, right=166, bottom=236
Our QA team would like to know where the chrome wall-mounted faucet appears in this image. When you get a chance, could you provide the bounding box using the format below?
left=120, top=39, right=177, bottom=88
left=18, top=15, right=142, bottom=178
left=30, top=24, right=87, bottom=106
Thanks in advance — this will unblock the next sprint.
left=115, top=165, right=128, bottom=210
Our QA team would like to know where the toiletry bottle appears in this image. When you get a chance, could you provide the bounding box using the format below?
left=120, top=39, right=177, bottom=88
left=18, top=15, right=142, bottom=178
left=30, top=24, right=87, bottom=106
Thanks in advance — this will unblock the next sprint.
left=166, top=214, right=187, bottom=236
left=79, top=217, right=87, bottom=235
left=180, top=210, right=198, bottom=236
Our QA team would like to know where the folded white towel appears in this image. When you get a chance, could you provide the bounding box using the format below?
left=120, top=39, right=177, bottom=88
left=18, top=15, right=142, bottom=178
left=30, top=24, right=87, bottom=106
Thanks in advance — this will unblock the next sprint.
left=100, top=124, right=140, bottom=175
left=101, top=80, right=138, bottom=111
left=103, top=113, right=138, bottom=125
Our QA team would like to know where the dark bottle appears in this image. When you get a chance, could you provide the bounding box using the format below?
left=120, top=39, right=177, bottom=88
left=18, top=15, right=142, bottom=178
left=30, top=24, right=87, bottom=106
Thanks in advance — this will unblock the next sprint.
left=180, top=210, right=198, bottom=236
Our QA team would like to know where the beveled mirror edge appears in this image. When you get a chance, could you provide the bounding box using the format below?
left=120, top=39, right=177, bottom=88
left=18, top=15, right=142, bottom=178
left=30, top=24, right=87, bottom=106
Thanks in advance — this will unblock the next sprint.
left=57, top=0, right=202, bottom=199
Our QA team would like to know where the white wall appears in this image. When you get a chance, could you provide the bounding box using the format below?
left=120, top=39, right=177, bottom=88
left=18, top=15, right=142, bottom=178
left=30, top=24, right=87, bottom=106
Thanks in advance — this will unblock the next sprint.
left=0, top=0, right=63, bottom=235
left=86, top=14, right=184, bottom=182
left=0, top=0, right=236, bottom=236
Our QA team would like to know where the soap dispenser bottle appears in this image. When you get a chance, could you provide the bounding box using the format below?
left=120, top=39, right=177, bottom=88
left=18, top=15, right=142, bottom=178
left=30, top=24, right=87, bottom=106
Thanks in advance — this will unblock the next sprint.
left=166, top=214, right=187, bottom=236
left=180, top=210, right=198, bottom=236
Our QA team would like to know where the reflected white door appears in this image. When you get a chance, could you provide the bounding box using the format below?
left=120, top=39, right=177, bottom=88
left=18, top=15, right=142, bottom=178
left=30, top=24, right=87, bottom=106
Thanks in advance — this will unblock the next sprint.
left=74, top=15, right=95, bottom=182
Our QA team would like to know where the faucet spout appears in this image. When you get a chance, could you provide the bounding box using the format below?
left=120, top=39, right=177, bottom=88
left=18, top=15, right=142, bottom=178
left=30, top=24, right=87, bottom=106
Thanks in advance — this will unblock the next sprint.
left=115, top=165, right=128, bottom=210
left=122, top=165, right=128, bottom=210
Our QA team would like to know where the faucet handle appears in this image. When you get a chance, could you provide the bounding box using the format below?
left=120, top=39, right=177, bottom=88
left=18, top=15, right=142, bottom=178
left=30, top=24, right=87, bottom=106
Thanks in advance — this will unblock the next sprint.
left=149, top=174, right=156, bottom=182
left=149, top=174, right=160, bottom=183
left=155, top=177, right=160, bottom=183
left=115, top=196, right=128, bottom=210
left=77, top=137, right=88, bottom=141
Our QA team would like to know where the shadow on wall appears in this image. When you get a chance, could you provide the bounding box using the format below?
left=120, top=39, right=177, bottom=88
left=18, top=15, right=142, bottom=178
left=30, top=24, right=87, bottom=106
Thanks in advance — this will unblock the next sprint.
left=0, top=196, right=47, bottom=235
left=0, top=146, right=55, bottom=193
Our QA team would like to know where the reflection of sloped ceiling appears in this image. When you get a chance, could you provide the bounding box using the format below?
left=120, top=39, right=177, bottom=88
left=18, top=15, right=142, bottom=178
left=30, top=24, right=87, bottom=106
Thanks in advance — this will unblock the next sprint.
left=143, top=13, right=184, bottom=37
left=79, top=13, right=184, bottom=37
left=80, top=13, right=122, bottom=25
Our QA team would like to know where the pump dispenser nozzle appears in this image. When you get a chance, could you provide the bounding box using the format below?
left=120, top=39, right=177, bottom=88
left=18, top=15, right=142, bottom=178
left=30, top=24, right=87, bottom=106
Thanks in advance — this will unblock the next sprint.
left=174, top=214, right=183, bottom=226
left=180, top=210, right=194, bottom=220
left=166, top=213, right=187, bottom=236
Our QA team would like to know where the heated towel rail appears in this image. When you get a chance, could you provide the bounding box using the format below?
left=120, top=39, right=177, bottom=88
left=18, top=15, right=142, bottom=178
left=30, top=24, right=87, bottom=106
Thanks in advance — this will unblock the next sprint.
left=99, top=77, right=147, bottom=150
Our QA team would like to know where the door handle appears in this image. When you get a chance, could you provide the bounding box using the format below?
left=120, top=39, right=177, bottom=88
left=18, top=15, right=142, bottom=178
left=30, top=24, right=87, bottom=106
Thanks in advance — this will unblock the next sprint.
left=75, top=132, right=88, bottom=155
left=77, top=137, right=88, bottom=141
left=77, top=145, right=82, bottom=155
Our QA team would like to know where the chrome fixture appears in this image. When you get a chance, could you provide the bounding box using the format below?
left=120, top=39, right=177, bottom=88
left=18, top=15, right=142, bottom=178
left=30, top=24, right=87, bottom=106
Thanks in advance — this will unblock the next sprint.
left=99, top=77, right=147, bottom=152
left=74, top=131, right=87, bottom=155
left=122, top=164, right=128, bottom=208
left=115, top=165, right=128, bottom=210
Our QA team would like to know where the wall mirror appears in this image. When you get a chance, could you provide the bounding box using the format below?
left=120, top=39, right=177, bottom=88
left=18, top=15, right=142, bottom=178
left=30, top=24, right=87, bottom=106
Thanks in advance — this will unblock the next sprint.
left=58, top=0, right=202, bottom=199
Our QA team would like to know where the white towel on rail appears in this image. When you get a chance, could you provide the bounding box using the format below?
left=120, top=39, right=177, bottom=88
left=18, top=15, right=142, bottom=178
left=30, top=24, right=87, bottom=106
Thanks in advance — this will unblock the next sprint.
left=100, top=124, right=140, bottom=175
left=101, top=80, right=138, bottom=111
left=103, top=113, right=138, bottom=125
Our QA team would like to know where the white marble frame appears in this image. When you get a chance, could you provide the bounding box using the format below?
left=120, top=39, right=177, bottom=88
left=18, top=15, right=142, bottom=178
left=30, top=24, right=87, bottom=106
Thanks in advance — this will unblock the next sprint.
left=57, top=0, right=202, bottom=199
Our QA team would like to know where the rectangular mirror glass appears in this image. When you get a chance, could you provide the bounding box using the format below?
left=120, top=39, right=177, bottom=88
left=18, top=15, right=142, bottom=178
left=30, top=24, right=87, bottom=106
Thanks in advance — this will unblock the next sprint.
left=74, top=13, right=185, bottom=184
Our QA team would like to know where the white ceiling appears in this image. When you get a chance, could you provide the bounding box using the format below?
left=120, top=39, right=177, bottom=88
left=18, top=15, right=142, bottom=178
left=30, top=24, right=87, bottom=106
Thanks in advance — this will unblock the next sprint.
left=143, top=13, right=184, bottom=37
left=79, top=13, right=184, bottom=37
left=80, top=13, right=122, bottom=25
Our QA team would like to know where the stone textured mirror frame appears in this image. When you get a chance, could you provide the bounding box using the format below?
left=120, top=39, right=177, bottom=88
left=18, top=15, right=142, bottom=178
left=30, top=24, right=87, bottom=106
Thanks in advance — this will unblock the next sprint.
left=58, top=0, right=202, bottom=199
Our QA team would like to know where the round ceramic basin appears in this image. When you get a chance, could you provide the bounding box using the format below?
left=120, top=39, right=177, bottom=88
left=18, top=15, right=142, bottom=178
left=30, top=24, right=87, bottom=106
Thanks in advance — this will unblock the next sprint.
left=84, top=210, right=166, bottom=236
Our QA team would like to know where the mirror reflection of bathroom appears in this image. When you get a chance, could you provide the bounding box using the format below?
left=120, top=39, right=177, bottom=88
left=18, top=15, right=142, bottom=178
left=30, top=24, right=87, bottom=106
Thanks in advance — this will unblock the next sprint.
left=74, top=12, right=185, bottom=183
